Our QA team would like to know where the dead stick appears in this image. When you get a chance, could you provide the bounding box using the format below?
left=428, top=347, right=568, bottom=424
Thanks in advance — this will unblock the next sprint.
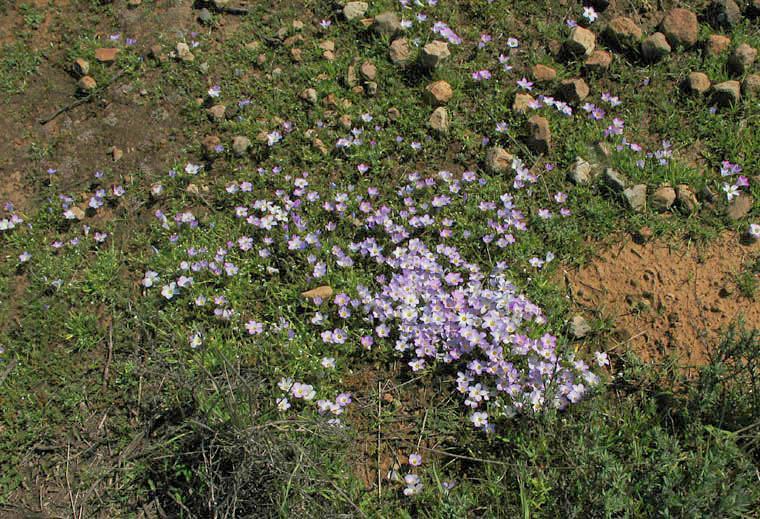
left=103, top=322, right=113, bottom=388
left=39, top=68, right=130, bottom=125
left=377, top=381, right=382, bottom=498
left=0, top=359, right=18, bottom=386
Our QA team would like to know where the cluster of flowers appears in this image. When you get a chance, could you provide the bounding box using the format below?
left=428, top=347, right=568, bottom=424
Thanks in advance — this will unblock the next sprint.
left=719, top=160, right=750, bottom=201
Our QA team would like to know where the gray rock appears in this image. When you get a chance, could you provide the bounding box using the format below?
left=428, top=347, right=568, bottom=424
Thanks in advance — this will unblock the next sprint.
left=570, top=315, right=592, bottom=338
left=742, top=74, right=760, bottom=97
left=727, top=193, right=753, bottom=220
left=207, top=104, right=226, bottom=123
left=389, top=38, right=412, bottom=64
left=485, top=147, right=514, bottom=174
left=684, top=72, right=711, bottom=95
left=527, top=115, right=551, bottom=154
left=198, top=8, right=213, bottom=24
left=343, top=1, right=368, bottom=21
left=651, top=185, right=676, bottom=210
left=429, top=107, right=449, bottom=132
left=709, top=0, right=742, bottom=26
left=232, top=136, right=251, bottom=156
left=624, top=184, right=647, bottom=212
left=641, top=32, right=671, bottom=61
left=566, top=26, right=596, bottom=57
left=374, top=12, right=401, bottom=36
left=728, top=43, right=757, bottom=75
left=676, top=184, right=699, bottom=213
left=604, top=168, right=628, bottom=192
left=421, top=40, right=450, bottom=68
left=569, top=157, right=594, bottom=185
left=712, top=80, right=741, bottom=106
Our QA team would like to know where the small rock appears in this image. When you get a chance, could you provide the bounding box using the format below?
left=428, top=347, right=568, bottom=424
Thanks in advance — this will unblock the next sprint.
left=346, top=64, right=358, bottom=87
left=527, top=115, right=551, bottom=154
left=742, top=74, right=760, bottom=97
left=323, top=50, right=335, bottom=61
left=531, top=64, right=557, bottom=82
left=176, top=42, right=194, bottom=62
left=651, top=185, right=676, bottom=210
left=110, top=147, right=123, bottom=161
left=127, top=0, right=141, bottom=7
left=78, top=75, right=97, bottom=92
left=95, top=47, right=120, bottom=63
left=283, top=34, right=304, bottom=47
left=246, top=41, right=260, bottom=51
left=661, top=8, right=699, bottom=48
left=604, top=167, right=628, bottom=192
left=389, top=38, right=412, bottom=64
left=302, top=285, right=333, bottom=300
left=388, top=107, right=401, bottom=120
left=73, top=58, right=89, bottom=76
left=641, top=32, right=671, bottom=61
left=565, top=26, right=596, bottom=57
left=360, top=60, right=377, bottom=81
left=312, top=138, right=328, bottom=155
left=485, top=147, right=514, bottom=174
left=568, top=157, right=594, bottom=185
left=300, top=88, right=318, bottom=104
left=186, top=184, right=200, bottom=195
left=706, top=34, right=731, bottom=56
left=343, top=2, right=368, bottom=21
left=712, top=80, right=741, bottom=106
left=207, top=104, right=226, bottom=123
left=727, top=193, right=753, bottom=220
left=558, top=78, right=590, bottom=102
left=603, top=16, right=642, bottom=48
left=319, top=40, right=335, bottom=52
left=202, top=135, right=221, bottom=155
left=374, top=12, right=401, bottom=36
left=290, top=48, right=302, bottom=62
left=232, top=136, right=251, bottom=156
left=512, top=93, right=535, bottom=114
left=676, top=184, right=699, bottom=213
left=212, top=0, right=229, bottom=8
left=708, top=0, right=742, bottom=27
left=421, top=40, right=450, bottom=68
left=198, top=8, right=213, bottom=24
left=728, top=43, right=757, bottom=75
left=624, top=184, right=647, bottom=212
left=352, top=85, right=365, bottom=95
left=292, top=20, right=304, bottom=31
left=584, top=49, right=612, bottom=70
left=149, top=45, right=163, bottom=60
left=366, top=81, right=378, bottom=96
left=338, top=114, right=352, bottom=130
left=570, top=315, right=591, bottom=339
left=633, top=226, right=654, bottom=244
left=256, top=54, right=267, bottom=66
left=429, top=107, right=449, bottom=132
left=70, top=206, right=85, bottom=220
left=684, top=72, right=711, bottom=95
left=425, top=80, right=452, bottom=105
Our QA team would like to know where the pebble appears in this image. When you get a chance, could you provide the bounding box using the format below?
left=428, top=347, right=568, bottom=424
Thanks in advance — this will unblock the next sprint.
left=78, top=75, right=97, bottom=92
left=727, top=193, right=753, bottom=220
left=512, top=93, right=535, bottom=114
left=558, top=78, right=589, bottom=102
left=300, top=88, right=318, bottom=104
left=661, top=8, right=698, bottom=48
left=95, top=47, right=120, bottom=63
left=389, top=38, right=412, bottom=64
left=584, top=49, right=612, bottom=70
left=343, top=2, right=368, bottom=21
left=531, top=64, right=556, bottom=82
left=706, top=34, right=731, bottom=56
left=565, top=26, right=595, bottom=57
left=429, top=107, right=449, bottom=132
left=728, top=43, right=757, bottom=75
left=424, top=80, right=452, bottom=105
left=421, top=40, right=450, bottom=69
left=232, top=136, right=251, bottom=156
left=712, top=80, right=741, bottom=106
left=568, top=157, right=594, bottom=185
left=374, top=12, right=401, bottom=36
left=641, top=32, right=671, bottom=61
left=624, top=184, right=647, bottom=212
left=603, top=16, right=642, bottom=48
left=570, top=315, right=591, bottom=338
left=485, top=147, right=514, bottom=174
left=651, top=185, right=676, bottom=210
left=302, top=285, right=333, bottom=300
left=74, top=58, right=89, bottom=76
left=684, top=72, right=710, bottom=95
left=527, top=115, right=551, bottom=154
left=604, top=167, right=628, bottom=192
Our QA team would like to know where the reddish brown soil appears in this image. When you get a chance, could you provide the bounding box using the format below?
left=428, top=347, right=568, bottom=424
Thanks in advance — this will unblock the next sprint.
left=563, top=232, right=760, bottom=365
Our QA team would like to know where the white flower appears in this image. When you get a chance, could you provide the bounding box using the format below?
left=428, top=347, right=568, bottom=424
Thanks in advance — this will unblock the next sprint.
left=142, top=271, right=159, bottom=287
left=161, top=282, right=177, bottom=299
left=595, top=351, right=610, bottom=367
left=470, top=411, right=488, bottom=428
left=582, top=6, right=598, bottom=22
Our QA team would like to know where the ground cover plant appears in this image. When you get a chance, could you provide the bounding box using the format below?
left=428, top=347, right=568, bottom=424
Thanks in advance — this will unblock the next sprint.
left=0, top=0, right=759, bottom=517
